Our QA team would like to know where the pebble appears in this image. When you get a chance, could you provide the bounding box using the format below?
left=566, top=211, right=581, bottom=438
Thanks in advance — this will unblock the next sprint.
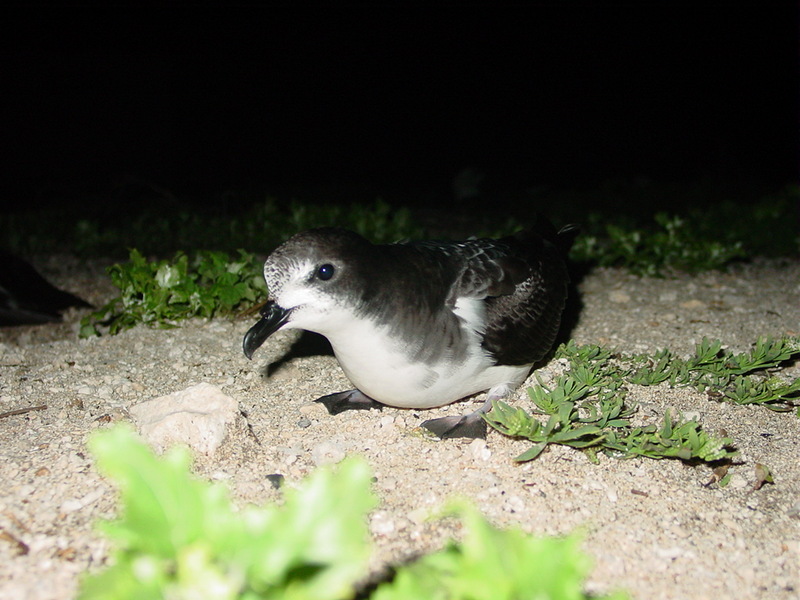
left=505, top=494, right=525, bottom=514
left=654, top=546, right=684, bottom=560
left=310, top=440, right=345, bottom=465
left=129, top=382, right=239, bottom=455
left=407, top=507, right=430, bottom=525
left=728, top=474, right=749, bottom=490
left=468, top=438, right=491, bottom=461
left=658, top=291, right=678, bottom=303
left=378, top=476, right=397, bottom=491
left=609, top=290, right=631, bottom=303
left=680, top=299, right=706, bottom=310
left=370, top=511, right=396, bottom=536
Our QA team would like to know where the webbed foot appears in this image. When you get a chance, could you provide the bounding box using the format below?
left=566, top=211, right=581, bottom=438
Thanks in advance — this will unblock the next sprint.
left=422, top=413, right=487, bottom=439
left=315, top=390, right=383, bottom=415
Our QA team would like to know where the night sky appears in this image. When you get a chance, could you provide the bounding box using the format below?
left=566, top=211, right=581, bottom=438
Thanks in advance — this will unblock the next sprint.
left=4, top=5, right=798, bottom=210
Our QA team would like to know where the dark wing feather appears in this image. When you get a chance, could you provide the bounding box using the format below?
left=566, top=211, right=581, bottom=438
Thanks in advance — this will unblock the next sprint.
left=410, top=239, right=529, bottom=305
left=480, top=225, right=574, bottom=366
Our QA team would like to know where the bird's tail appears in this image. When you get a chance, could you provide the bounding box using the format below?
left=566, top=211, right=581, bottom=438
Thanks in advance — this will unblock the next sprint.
left=511, top=216, right=579, bottom=257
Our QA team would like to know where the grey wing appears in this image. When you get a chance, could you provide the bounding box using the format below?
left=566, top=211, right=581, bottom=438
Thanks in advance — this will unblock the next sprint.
left=407, top=226, right=573, bottom=367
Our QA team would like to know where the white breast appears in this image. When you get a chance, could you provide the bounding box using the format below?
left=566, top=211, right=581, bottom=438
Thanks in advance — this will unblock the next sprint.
left=320, top=301, right=530, bottom=409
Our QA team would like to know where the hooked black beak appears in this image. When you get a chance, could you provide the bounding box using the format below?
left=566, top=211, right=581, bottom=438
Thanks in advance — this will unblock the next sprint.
left=242, top=301, right=293, bottom=359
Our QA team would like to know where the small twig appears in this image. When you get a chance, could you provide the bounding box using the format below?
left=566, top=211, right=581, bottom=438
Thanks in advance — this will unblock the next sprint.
left=3, top=511, right=30, bottom=533
left=0, top=528, right=29, bottom=556
left=0, top=405, right=47, bottom=419
left=239, top=409, right=262, bottom=445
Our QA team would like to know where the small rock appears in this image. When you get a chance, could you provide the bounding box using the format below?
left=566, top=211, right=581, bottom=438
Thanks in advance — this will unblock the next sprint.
left=59, top=498, right=84, bottom=513
left=679, top=299, right=706, bottom=310
left=270, top=363, right=302, bottom=382
left=129, top=382, right=239, bottom=455
left=296, top=417, right=312, bottom=429
left=505, top=494, right=525, bottom=513
left=659, top=291, right=677, bottom=303
left=0, top=343, right=24, bottom=366
left=654, top=546, right=683, bottom=560
left=378, top=476, right=397, bottom=491
left=370, top=511, right=396, bottom=536
left=407, top=507, right=430, bottom=524
left=468, top=438, right=491, bottom=461
left=59, top=488, right=104, bottom=513
left=310, top=440, right=346, bottom=465
left=265, top=474, right=285, bottom=490
left=728, top=474, right=749, bottom=490
left=609, top=290, right=630, bottom=303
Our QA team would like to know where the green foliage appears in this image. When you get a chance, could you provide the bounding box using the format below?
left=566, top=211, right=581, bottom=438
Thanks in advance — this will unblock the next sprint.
left=80, top=249, right=266, bottom=337
left=76, top=198, right=429, bottom=336
left=82, top=426, right=619, bottom=600
left=2, top=198, right=424, bottom=258
left=569, top=184, right=799, bottom=275
left=373, top=503, right=627, bottom=600
left=486, top=337, right=800, bottom=462
left=571, top=212, right=746, bottom=276
left=629, top=336, right=800, bottom=411
left=4, top=183, right=797, bottom=275
left=82, top=426, right=377, bottom=600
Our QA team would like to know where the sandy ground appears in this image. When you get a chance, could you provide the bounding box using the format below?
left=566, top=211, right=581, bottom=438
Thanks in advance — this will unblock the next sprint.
left=1, top=254, right=799, bottom=599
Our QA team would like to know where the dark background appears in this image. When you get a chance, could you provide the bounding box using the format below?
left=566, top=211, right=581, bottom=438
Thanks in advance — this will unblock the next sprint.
left=3, top=5, right=797, bottom=211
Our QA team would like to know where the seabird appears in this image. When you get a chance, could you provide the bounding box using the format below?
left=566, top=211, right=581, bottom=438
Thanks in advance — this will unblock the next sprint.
left=243, top=221, right=576, bottom=438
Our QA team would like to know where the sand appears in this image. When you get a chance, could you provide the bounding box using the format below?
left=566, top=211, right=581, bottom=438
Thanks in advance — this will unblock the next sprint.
left=1, top=254, right=798, bottom=599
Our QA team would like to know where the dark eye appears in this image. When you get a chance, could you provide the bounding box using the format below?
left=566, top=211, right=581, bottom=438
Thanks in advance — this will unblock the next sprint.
left=317, top=263, right=335, bottom=281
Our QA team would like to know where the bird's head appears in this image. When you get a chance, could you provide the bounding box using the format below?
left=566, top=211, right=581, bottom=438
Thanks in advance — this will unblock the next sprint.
left=243, top=228, right=374, bottom=359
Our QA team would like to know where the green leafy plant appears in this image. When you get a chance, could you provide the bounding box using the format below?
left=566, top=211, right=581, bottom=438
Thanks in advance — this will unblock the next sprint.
left=82, top=425, right=377, bottom=600
left=373, top=503, right=627, bottom=600
left=77, top=198, right=429, bottom=336
left=629, top=336, right=800, bottom=411
left=2, top=198, right=425, bottom=258
left=486, top=337, right=800, bottom=462
left=565, top=183, right=799, bottom=273
left=570, top=212, right=747, bottom=276
left=82, top=425, right=624, bottom=600
left=80, top=249, right=266, bottom=337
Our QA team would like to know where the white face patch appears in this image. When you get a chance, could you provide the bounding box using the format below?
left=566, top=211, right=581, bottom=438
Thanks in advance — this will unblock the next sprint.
left=265, top=259, right=354, bottom=334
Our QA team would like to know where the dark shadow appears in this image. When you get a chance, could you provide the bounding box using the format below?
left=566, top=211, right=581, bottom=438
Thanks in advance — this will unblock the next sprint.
left=0, top=251, right=92, bottom=326
left=554, top=258, right=591, bottom=348
left=264, top=330, right=334, bottom=377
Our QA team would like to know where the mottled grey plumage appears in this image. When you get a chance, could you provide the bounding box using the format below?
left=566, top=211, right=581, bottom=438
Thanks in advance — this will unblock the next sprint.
left=243, top=222, right=575, bottom=438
